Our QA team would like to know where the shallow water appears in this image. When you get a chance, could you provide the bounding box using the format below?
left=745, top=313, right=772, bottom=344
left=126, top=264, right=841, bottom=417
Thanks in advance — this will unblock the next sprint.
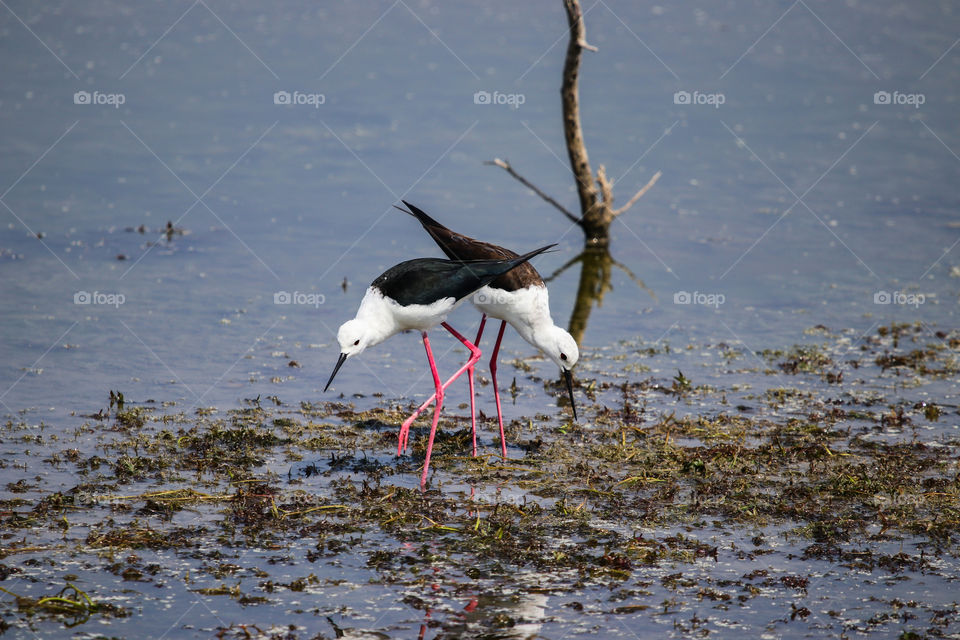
left=2, top=1, right=958, bottom=414
left=1, top=1, right=959, bottom=638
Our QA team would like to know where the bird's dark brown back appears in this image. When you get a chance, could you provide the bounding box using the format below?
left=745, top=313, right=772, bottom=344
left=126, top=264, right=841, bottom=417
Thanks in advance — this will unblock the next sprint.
left=403, top=202, right=544, bottom=291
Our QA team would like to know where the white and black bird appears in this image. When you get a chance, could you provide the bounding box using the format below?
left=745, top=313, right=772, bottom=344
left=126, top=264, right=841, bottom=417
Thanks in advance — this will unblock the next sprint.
left=395, top=201, right=579, bottom=458
left=324, top=244, right=554, bottom=486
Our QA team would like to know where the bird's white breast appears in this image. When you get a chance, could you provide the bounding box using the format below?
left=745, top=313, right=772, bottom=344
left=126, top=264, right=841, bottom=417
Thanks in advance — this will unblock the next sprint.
left=471, top=284, right=551, bottom=339
left=360, top=286, right=461, bottom=333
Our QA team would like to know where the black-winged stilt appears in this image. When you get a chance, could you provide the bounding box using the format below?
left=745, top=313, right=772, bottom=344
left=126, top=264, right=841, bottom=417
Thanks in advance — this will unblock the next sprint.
left=395, top=201, right=579, bottom=458
left=323, top=244, right=555, bottom=486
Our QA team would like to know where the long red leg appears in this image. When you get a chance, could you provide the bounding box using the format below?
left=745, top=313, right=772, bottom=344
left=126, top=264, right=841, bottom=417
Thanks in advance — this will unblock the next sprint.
left=398, top=365, right=459, bottom=455
left=489, top=320, right=508, bottom=458
left=420, top=331, right=443, bottom=487
left=418, top=324, right=483, bottom=486
left=398, top=325, right=472, bottom=454
left=398, top=323, right=482, bottom=455
left=467, top=315, right=488, bottom=457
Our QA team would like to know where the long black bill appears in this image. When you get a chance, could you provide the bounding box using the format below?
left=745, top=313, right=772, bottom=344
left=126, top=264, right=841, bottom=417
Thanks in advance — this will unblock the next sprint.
left=324, top=352, right=348, bottom=392
left=563, top=368, right=578, bottom=422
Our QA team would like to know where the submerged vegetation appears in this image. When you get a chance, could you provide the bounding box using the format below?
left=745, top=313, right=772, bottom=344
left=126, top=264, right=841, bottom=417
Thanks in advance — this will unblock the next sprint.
left=1, top=322, right=958, bottom=637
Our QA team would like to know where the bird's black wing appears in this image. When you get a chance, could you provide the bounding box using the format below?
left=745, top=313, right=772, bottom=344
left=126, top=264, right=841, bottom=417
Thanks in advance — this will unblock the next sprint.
left=397, top=201, right=544, bottom=291
left=372, top=246, right=554, bottom=307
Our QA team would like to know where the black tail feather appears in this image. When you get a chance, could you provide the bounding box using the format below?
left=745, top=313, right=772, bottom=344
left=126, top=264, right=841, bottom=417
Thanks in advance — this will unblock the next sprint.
left=399, top=200, right=448, bottom=231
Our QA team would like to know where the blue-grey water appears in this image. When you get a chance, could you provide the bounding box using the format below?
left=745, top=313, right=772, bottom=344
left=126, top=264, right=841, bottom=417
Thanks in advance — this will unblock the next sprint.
left=1, top=1, right=959, bottom=638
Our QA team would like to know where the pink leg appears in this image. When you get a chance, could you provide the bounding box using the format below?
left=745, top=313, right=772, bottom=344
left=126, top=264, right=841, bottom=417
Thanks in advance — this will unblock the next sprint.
left=398, top=366, right=458, bottom=456
left=489, top=320, right=508, bottom=458
left=398, top=323, right=482, bottom=454
left=420, top=331, right=443, bottom=487
left=467, top=315, right=488, bottom=457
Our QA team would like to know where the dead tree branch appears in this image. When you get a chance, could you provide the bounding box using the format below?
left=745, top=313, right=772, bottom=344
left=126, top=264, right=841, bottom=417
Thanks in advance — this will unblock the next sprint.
left=484, top=158, right=580, bottom=225
left=596, top=164, right=613, bottom=215
left=485, top=0, right=660, bottom=250
left=612, top=170, right=662, bottom=217
left=562, top=0, right=601, bottom=231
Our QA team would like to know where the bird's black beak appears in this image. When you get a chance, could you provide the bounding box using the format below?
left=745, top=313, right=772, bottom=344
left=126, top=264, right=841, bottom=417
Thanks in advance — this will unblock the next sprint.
left=563, top=368, right=578, bottom=422
left=324, top=352, right=348, bottom=392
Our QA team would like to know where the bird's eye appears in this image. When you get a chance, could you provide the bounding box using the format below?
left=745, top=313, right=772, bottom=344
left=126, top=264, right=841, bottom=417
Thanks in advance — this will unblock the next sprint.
left=353, top=339, right=360, bottom=346
left=560, top=353, right=568, bottom=361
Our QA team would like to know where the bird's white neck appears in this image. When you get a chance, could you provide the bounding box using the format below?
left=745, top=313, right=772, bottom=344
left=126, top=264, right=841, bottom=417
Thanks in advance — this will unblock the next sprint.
left=482, top=285, right=556, bottom=347
left=355, top=287, right=400, bottom=348
left=517, top=314, right=560, bottom=354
